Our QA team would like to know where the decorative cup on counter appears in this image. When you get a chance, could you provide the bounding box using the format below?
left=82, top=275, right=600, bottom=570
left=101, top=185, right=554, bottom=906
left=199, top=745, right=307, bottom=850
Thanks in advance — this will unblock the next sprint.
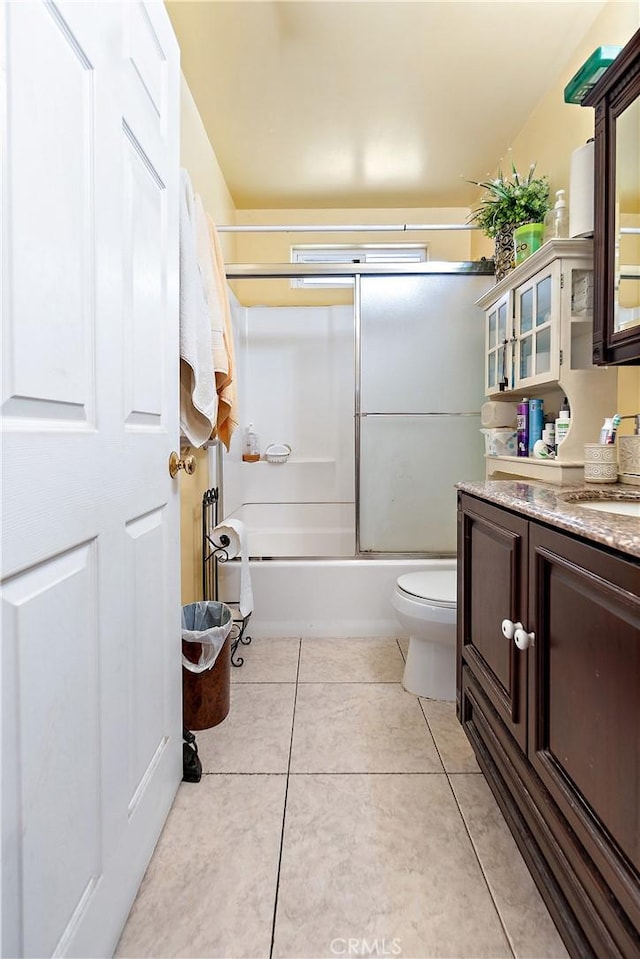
left=583, top=443, right=618, bottom=483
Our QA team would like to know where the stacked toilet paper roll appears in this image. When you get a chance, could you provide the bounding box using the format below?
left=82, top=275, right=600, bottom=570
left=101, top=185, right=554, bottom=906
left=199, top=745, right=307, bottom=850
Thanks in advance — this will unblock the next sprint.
left=212, top=519, right=254, bottom=616
left=570, top=140, right=594, bottom=238
left=481, top=401, right=518, bottom=429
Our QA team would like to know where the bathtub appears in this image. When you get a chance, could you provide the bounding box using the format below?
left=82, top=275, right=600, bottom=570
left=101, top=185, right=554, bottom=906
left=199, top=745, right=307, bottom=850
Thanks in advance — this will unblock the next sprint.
left=228, top=502, right=355, bottom=558
left=219, top=504, right=455, bottom=638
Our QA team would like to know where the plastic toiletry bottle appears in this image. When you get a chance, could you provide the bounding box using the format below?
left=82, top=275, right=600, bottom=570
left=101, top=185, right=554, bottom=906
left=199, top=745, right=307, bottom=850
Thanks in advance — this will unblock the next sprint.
left=528, top=398, right=544, bottom=455
left=516, top=399, right=529, bottom=457
left=544, top=190, right=570, bottom=241
left=242, top=423, right=260, bottom=462
left=542, top=422, right=556, bottom=455
left=555, top=398, right=571, bottom=454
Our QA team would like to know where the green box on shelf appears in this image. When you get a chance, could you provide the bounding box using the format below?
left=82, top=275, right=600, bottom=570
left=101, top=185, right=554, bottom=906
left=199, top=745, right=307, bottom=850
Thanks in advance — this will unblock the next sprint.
left=564, top=46, right=622, bottom=105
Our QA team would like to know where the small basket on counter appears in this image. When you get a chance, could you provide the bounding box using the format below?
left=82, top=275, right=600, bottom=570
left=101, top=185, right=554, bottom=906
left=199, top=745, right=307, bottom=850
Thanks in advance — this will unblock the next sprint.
left=265, top=443, right=291, bottom=464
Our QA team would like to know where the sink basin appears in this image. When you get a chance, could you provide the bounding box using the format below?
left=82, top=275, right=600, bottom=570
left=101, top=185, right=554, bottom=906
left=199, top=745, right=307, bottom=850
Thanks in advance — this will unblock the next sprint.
left=575, top=500, right=640, bottom=518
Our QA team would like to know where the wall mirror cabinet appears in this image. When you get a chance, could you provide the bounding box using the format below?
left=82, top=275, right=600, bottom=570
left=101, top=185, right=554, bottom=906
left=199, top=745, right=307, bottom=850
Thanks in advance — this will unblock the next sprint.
left=584, top=29, right=640, bottom=365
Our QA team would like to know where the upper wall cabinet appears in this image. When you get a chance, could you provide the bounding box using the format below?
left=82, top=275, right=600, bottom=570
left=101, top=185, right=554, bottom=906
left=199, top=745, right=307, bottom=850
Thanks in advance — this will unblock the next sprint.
left=477, top=239, right=594, bottom=397
left=583, top=29, right=640, bottom=365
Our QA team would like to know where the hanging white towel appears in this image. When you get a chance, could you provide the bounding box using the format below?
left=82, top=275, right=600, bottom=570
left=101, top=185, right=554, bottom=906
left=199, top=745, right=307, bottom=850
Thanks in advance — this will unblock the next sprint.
left=194, top=195, right=229, bottom=383
left=211, top=518, right=254, bottom=617
left=179, top=169, right=217, bottom=446
left=208, top=215, right=238, bottom=450
left=193, top=198, right=239, bottom=450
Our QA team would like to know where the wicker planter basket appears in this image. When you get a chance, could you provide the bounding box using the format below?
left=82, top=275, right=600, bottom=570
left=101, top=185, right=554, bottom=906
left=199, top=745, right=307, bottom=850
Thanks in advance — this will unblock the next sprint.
left=493, top=226, right=515, bottom=282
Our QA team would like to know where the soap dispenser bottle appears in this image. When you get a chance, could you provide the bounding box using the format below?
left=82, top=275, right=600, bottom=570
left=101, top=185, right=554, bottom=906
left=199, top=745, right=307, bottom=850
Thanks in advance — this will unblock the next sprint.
left=544, top=190, right=569, bottom=241
left=242, top=423, right=260, bottom=462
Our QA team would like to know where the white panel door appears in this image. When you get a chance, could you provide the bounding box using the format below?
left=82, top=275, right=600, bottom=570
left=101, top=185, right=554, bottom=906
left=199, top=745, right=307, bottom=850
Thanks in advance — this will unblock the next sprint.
left=1, top=4, right=181, bottom=957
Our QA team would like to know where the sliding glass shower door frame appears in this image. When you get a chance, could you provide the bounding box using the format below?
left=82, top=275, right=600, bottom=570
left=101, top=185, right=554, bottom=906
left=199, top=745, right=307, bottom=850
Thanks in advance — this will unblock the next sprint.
left=225, top=262, right=494, bottom=559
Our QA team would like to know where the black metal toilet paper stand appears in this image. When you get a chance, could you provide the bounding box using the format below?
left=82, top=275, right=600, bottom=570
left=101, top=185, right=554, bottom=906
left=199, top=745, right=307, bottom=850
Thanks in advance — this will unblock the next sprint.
left=202, top=487, right=252, bottom=667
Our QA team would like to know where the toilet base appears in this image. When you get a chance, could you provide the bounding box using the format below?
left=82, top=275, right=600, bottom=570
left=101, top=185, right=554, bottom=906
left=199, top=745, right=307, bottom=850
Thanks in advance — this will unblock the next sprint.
left=402, top=636, right=455, bottom=701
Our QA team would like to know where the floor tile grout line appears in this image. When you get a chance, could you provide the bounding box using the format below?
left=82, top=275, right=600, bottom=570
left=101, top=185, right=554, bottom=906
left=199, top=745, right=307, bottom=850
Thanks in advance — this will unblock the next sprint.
left=269, top=637, right=302, bottom=959
left=418, top=687, right=516, bottom=955
left=416, top=696, right=447, bottom=774
left=204, top=770, right=452, bottom=776
left=234, top=680, right=405, bottom=684
left=418, top=692, right=515, bottom=951
left=444, top=773, right=517, bottom=959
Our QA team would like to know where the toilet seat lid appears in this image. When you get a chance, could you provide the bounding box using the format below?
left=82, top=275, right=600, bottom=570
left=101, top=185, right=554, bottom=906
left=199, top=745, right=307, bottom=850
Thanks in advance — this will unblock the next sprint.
left=397, top=570, right=456, bottom=606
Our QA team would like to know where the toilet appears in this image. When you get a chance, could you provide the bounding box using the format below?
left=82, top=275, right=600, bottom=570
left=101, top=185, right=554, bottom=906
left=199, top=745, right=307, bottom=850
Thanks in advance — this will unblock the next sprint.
left=391, top=567, right=457, bottom=701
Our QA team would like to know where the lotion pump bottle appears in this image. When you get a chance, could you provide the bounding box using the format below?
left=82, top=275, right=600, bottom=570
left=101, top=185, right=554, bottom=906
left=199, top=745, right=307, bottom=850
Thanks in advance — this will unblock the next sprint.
left=544, top=190, right=569, bottom=241
left=554, top=398, right=571, bottom=454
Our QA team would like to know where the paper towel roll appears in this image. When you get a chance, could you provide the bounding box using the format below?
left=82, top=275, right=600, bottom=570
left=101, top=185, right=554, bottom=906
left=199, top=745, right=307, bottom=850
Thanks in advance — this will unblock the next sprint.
left=570, top=140, right=594, bottom=238
left=481, top=401, right=518, bottom=429
left=211, top=519, right=254, bottom=616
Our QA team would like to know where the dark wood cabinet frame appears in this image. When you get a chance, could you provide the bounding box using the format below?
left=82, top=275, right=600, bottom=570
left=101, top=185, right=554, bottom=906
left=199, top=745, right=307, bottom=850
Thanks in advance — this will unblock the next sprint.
left=583, top=30, right=640, bottom=365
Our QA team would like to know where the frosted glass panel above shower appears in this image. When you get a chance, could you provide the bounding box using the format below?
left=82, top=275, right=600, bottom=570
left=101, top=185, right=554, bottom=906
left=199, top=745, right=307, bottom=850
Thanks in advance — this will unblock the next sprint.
left=359, top=414, right=484, bottom=553
left=360, top=275, right=489, bottom=412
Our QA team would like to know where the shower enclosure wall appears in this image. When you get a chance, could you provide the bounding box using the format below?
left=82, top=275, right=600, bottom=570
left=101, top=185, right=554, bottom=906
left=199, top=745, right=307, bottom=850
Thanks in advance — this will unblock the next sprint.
left=217, top=266, right=492, bottom=636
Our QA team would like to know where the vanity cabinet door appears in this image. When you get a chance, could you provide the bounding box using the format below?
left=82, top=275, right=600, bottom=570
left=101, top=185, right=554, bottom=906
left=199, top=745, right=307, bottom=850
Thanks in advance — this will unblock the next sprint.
left=527, top=525, right=640, bottom=940
left=457, top=495, right=529, bottom=751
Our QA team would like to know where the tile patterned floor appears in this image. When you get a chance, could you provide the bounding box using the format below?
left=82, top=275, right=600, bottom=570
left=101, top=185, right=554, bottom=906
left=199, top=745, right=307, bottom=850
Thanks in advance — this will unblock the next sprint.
left=116, top=637, right=569, bottom=959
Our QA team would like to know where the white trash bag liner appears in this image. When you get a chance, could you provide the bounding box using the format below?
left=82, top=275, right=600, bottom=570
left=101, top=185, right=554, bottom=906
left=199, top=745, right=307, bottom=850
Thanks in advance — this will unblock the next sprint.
left=181, top=601, right=233, bottom=673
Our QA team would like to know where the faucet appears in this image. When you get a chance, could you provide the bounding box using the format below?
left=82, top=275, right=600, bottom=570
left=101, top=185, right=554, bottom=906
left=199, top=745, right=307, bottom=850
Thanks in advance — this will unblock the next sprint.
left=618, top=413, right=640, bottom=435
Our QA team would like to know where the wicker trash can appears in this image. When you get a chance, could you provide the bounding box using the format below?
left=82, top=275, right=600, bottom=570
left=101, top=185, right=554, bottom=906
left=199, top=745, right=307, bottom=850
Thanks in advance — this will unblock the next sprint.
left=181, top=601, right=233, bottom=730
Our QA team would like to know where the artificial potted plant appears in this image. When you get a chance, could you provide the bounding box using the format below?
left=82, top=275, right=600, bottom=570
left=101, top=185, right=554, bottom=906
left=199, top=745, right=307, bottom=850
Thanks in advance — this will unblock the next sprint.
left=468, top=162, right=551, bottom=281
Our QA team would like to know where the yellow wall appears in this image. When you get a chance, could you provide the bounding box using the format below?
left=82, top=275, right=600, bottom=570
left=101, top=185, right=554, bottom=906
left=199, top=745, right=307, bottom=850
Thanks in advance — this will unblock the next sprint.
left=616, top=367, right=640, bottom=437
left=179, top=74, right=237, bottom=604
left=471, top=2, right=638, bottom=262
left=510, top=3, right=637, bottom=199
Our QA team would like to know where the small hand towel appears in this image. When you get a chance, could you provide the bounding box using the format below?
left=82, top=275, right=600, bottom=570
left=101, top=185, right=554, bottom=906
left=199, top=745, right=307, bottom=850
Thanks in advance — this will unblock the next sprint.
left=179, top=170, right=217, bottom=446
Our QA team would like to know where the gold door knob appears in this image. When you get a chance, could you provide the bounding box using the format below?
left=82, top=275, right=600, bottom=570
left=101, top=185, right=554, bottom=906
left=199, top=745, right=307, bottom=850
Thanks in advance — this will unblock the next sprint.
left=169, top=451, right=196, bottom=478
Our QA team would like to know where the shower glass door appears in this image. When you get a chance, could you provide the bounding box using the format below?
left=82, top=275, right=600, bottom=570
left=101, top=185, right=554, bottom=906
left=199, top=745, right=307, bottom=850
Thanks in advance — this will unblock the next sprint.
left=358, top=272, right=492, bottom=554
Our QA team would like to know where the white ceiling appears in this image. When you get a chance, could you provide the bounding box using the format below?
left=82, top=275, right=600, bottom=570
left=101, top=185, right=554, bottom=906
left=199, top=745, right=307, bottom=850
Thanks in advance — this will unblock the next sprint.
left=167, top=1, right=610, bottom=210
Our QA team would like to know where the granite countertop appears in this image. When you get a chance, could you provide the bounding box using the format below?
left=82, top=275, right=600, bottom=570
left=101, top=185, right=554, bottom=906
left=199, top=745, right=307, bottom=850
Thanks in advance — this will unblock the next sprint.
left=457, top=481, right=640, bottom=559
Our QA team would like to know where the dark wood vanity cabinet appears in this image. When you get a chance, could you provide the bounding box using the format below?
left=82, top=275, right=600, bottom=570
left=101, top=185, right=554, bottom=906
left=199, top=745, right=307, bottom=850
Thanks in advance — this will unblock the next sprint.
left=457, top=493, right=640, bottom=958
